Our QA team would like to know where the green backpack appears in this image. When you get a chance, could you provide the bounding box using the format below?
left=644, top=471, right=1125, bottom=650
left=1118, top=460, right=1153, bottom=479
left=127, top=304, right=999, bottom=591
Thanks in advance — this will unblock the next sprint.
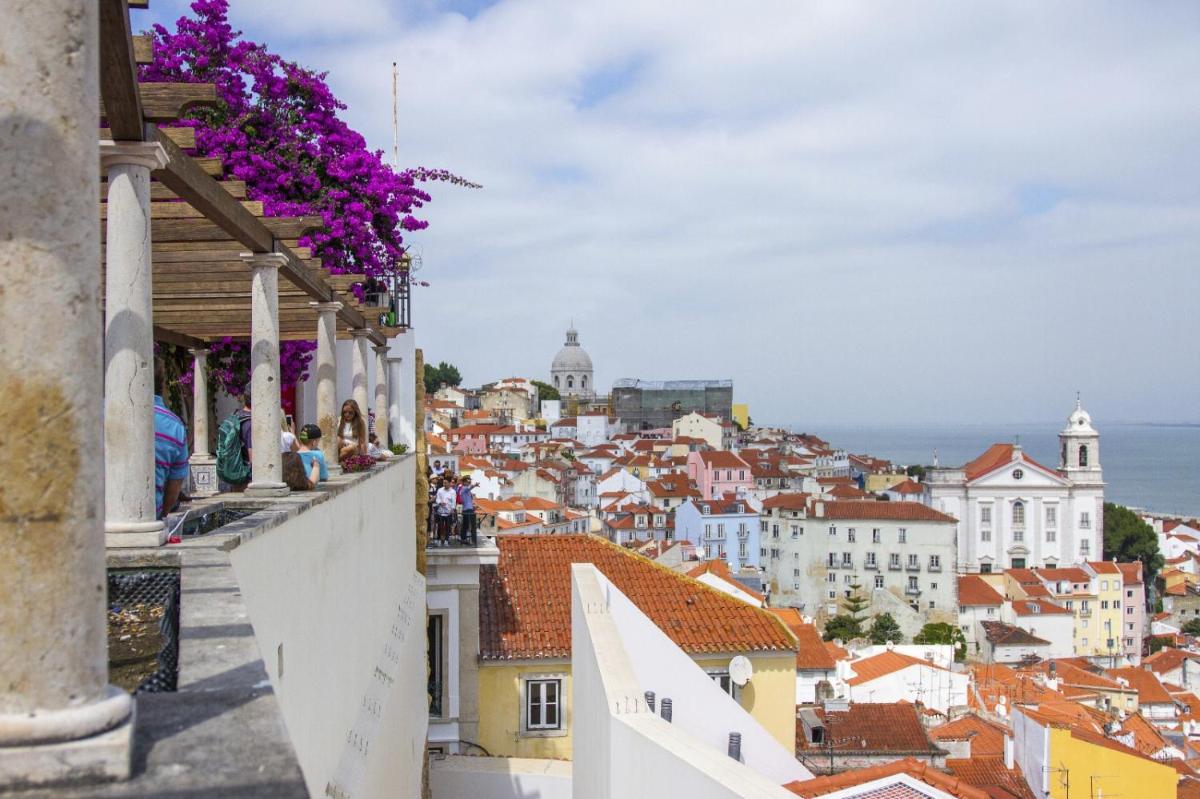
left=216, top=412, right=252, bottom=484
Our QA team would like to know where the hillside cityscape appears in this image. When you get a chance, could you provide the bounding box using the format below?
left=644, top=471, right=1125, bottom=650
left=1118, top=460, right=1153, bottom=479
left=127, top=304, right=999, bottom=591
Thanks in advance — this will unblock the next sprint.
left=3, top=2, right=1197, bottom=799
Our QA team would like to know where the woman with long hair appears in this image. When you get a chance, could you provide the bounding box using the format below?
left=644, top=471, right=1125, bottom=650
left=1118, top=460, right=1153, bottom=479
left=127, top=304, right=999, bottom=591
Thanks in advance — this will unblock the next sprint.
left=337, top=399, right=368, bottom=462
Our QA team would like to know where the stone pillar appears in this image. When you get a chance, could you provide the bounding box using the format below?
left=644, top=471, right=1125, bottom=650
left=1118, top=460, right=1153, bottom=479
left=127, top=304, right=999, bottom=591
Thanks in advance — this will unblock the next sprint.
left=188, top=348, right=218, bottom=497
left=242, top=252, right=289, bottom=497
left=386, top=355, right=405, bottom=449
left=0, top=1, right=134, bottom=786
left=101, top=139, right=169, bottom=548
left=390, top=329, right=417, bottom=450
left=373, top=345, right=390, bottom=450
left=311, top=301, right=343, bottom=475
left=350, top=329, right=371, bottom=433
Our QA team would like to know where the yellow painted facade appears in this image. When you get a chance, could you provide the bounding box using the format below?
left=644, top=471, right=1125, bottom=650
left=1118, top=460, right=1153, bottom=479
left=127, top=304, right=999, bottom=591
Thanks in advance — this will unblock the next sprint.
left=476, top=652, right=797, bottom=759
left=732, top=404, right=750, bottom=430
left=1046, top=725, right=1176, bottom=799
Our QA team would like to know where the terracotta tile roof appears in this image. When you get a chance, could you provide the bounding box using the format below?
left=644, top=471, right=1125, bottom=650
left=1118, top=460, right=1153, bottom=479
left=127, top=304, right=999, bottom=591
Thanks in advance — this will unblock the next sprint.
left=1087, top=560, right=1122, bottom=574
left=959, top=576, right=1006, bottom=606
left=825, top=640, right=850, bottom=661
left=981, top=621, right=1049, bottom=647
left=796, top=705, right=940, bottom=755
left=1033, top=567, right=1092, bottom=584
left=846, top=650, right=949, bottom=686
left=785, top=758, right=988, bottom=799
left=943, top=757, right=1036, bottom=799
left=1107, top=667, right=1176, bottom=705
left=887, top=479, right=925, bottom=495
left=696, top=450, right=751, bottom=469
left=1144, top=647, right=1200, bottom=675
left=686, top=559, right=766, bottom=603
left=767, top=608, right=837, bottom=670
left=762, top=493, right=813, bottom=511
left=963, top=443, right=1060, bottom=482
left=1118, top=561, right=1144, bottom=585
left=479, top=535, right=796, bottom=660
left=817, top=501, right=957, bottom=523
left=930, top=714, right=1007, bottom=757
left=1011, top=599, right=1072, bottom=616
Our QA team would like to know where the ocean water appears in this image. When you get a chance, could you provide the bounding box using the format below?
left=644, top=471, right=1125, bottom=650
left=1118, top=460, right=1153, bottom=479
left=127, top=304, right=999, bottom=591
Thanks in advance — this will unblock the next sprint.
left=797, top=422, right=1200, bottom=518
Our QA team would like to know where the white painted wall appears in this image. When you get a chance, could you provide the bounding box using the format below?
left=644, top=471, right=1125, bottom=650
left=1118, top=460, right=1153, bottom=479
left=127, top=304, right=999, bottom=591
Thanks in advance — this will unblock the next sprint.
left=844, top=664, right=969, bottom=714
left=430, top=756, right=572, bottom=799
left=1012, top=708, right=1048, bottom=799
left=570, top=565, right=803, bottom=799
left=228, top=457, right=426, bottom=799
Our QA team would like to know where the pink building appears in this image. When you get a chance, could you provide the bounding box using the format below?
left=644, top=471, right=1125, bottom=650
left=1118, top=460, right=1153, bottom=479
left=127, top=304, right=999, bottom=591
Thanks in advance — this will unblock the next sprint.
left=687, top=450, right=753, bottom=500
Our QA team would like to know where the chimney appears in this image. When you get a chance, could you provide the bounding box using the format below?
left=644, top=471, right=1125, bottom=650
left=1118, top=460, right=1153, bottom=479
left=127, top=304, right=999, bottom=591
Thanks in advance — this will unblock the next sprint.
left=727, top=732, right=742, bottom=762
left=1004, top=732, right=1014, bottom=770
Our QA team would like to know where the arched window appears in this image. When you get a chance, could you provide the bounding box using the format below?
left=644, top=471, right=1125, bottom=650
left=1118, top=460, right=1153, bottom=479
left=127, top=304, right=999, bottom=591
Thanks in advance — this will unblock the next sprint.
left=1079, top=445, right=1088, bottom=467
left=553, top=375, right=560, bottom=388
left=1061, top=442, right=1067, bottom=467
left=581, top=375, right=588, bottom=389
left=1013, top=500, right=1025, bottom=526
left=567, top=376, right=574, bottom=389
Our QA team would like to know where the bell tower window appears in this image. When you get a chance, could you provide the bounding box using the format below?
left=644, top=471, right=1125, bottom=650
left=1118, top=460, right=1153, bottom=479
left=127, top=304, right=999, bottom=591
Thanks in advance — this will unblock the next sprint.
left=1079, top=445, right=1088, bottom=467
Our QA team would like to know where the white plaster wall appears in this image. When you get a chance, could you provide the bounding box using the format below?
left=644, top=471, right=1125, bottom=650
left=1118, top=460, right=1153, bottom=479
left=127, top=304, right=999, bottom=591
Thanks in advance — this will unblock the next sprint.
left=570, top=566, right=801, bottom=799
left=845, top=665, right=968, bottom=714
left=228, top=457, right=426, bottom=799
left=1012, top=708, right=1048, bottom=799
left=430, top=756, right=572, bottom=799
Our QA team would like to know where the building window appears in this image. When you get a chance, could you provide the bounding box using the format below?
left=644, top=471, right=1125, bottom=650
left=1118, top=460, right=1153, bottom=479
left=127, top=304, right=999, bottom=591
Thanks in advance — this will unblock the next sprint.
left=566, top=376, right=574, bottom=389
left=829, top=526, right=837, bottom=536
left=907, top=554, right=919, bottom=569
left=760, top=520, right=768, bottom=532
left=827, top=553, right=837, bottom=568
left=428, top=614, right=446, bottom=718
left=908, top=576, right=919, bottom=591
left=866, top=552, right=877, bottom=568
left=872, top=528, right=881, bottom=544
left=842, top=552, right=852, bottom=566
left=704, top=524, right=712, bottom=539
left=929, top=555, right=940, bottom=569
left=739, top=541, right=748, bottom=558
left=1012, top=557, right=1026, bottom=569
left=794, top=568, right=801, bottom=577
left=889, top=553, right=901, bottom=569
left=981, top=563, right=993, bottom=574
left=1127, top=606, right=1133, bottom=615
left=875, top=575, right=885, bottom=588
left=931, top=582, right=938, bottom=591
left=898, top=528, right=907, bottom=544
left=717, top=523, right=725, bottom=538
left=707, top=670, right=738, bottom=699
left=828, top=573, right=837, bottom=583
left=847, top=528, right=856, bottom=542
left=1012, top=501, right=1025, bottom=527
left=702, top=505, right=711, bottom=515
left=1079, top=445, right=1088, bottom=467
left=791, top=525, right=800, bottom=538
left=1080, top=540, right=1091, bottom=556
left=772, top=524, right=779, bottom=538
left=980, top=506, right=992, bottom=525
left=1101, top=600, right=1109, bottom=610
left=981, top=528, right=991, bottom=542
left=1080, top=512, right=1091, bottom=529
left=1046, top=528, right=1056, bottom=542
left=1046, top=506, right=1057, bottom=526
left=524, top=678, right=562, bottom=731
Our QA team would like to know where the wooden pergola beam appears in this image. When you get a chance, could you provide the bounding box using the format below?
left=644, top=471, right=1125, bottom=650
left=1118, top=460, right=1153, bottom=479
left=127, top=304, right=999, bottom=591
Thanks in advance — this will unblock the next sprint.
left=98, top=0, right=144, bottom=140
left=153, top=325, right=208, bottom=349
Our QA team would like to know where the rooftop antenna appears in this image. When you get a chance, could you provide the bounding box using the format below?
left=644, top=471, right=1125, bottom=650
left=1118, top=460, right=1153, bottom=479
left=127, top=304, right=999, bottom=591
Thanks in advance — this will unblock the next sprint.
left=391, top=62, right=399, bottom=168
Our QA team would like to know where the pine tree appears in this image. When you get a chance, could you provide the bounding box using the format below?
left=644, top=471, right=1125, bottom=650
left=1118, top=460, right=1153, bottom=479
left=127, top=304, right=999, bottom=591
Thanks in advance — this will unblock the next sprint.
left=842, top=581, right=869, bottom=619
left=869, top=613, right=903, bottom=645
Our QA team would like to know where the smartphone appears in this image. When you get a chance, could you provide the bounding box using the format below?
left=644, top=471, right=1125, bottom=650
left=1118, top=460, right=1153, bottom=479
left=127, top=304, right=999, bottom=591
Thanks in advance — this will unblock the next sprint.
left=285, top=414, right=294, bottom=429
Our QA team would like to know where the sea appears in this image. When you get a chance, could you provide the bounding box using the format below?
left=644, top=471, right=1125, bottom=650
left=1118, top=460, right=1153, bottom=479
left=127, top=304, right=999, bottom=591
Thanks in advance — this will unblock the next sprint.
left=793, top=422, right=1200, bottom=519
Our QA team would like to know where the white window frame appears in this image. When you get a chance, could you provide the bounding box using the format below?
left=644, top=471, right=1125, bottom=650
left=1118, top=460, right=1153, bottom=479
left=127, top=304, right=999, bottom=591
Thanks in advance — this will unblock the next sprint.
left=522, top=674, right=567, bottom=736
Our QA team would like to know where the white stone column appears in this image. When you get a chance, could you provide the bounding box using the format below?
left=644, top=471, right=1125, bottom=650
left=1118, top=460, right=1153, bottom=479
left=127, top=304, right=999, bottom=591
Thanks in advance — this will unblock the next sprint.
left=350, top=329, right=371, bottom=431
left=243, top=252, right=289, bottom=497
left=0, top=1, right=134, bottom=786
left=188, top=348, right=218, bottom=497
left=101, top=140, right=169, bottom=548
left=390, top=329, right=417, bottom=450
left=311, top=301, right=343, bottom=474
left=386, top=355, right=405, bottom=449
left=373, top=344, right=390, bottom=450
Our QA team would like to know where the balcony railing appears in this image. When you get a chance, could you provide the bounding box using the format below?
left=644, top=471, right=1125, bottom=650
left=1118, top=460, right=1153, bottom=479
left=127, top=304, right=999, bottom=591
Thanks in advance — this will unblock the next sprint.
left=905, top=586, right=921, bottom=596
left=864, top=561, right=879, bottom=571
left=928, top=563, right=942, bottom=572
left=888, top=562, right=903, bottom=571
left=906, top=562, right=921, bottom=572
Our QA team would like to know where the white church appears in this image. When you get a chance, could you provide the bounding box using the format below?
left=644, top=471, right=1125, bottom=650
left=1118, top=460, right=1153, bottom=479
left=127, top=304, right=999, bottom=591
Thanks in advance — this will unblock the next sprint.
left=926, top=399, right=1105, bottom=573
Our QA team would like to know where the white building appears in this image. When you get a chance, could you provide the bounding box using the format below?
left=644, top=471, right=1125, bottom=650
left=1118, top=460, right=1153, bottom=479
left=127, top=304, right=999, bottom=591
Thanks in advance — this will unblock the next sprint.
left=759, top=495, right=959, bottom=633
left=926, top=399, right=1105, bottom=573
left=672, top=411, right=728, bottom=451
left=1003, top=599, right=1074, bottom=659
left=549, top=325, right=595, bottom=399
left=842, top=649, right=970, bottom=714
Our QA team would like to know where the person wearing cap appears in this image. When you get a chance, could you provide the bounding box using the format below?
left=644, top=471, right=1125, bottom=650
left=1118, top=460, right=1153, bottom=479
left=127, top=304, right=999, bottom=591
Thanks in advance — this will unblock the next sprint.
left=297, top=423, right=329, bottom=485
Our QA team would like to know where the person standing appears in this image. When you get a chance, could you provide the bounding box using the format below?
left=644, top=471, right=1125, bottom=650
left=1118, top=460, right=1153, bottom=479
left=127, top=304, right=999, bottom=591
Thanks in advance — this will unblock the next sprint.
left=153, top=360, right=189, bottom=519
left=457, top=475, right=478, bottom=546
left=434, top=478, right=457, bottom=546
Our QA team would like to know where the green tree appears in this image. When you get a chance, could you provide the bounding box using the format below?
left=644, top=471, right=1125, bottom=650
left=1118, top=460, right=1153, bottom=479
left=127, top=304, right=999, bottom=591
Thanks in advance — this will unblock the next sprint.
left=1103, top=503, right=1164, bottom=586
left=822, top=614, right=863, bottom=642
left=423, top=361, right=463, bottom=394
left=1182, top=619, right=1200, bottom=637
left=869, top=613, right=904, bottom=645
left=842, top=582, right=870, bottom=619
left=531, top=379, right=560, bottom=402
left=1148, top=636, right=1170, bottom=656
left=913, top=622, right=967, bottom=662
left=906, top=464, right=928, bottom=481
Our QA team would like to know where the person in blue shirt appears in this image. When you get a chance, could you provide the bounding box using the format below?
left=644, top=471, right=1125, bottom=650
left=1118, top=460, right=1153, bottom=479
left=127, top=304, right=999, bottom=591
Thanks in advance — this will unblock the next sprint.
left=153, top=361, right=190, bottom=519
left=297, top=424, right=328, bottom=486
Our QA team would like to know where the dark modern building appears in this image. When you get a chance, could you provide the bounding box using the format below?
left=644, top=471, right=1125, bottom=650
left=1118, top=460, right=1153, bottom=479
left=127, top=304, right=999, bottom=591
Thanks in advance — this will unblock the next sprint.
left=611, top=378, right=733, bottom=431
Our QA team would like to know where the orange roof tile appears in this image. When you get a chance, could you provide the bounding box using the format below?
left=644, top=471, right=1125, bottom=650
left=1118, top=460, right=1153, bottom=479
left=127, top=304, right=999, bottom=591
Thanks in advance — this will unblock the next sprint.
left=846, top=650, right=949, bottom=686
left=964, top=443, right=1060, bottom=482
left=479, top=535, right=795, bottom=660
left=1011, top=599, right=1071, bottom=616
left=1107, top=667, right=1176, bottom=705
left=785, top=758, right=988, bottom=798
left=761, top=493, right=813, bottom=511
left=686, top=559, right=766, bottom=602
left=795, top=705, right=940, bottom=755
left=766, top=609, right=837, bottom=670
left=944, top=757, right=1036, bottom=799
left=959, top=575, right=1005, bottom=606
left=930, top=714, right=1007, bottom=757
left=817, top=500, right=957, bottom=523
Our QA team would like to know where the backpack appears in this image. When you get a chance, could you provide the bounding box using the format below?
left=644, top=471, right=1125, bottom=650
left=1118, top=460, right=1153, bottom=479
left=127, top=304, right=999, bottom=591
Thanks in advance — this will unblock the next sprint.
left=216, top=412, right=252, bottom=485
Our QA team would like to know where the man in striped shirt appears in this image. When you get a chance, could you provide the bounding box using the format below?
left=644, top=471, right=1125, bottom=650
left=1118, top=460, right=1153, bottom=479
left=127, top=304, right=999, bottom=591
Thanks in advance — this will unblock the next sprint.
left=154, top=361, right=190, bottom=519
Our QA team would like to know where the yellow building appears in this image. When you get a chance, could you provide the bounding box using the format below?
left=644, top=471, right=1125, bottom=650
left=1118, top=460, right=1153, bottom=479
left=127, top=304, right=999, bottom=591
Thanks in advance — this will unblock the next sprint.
left=1084, top=561, right=1126, bottom=660
left=1016, top=707, right=1177, bottom=799
left=732, top=403, right=750, bottom=430
left=475, top=535, right=799, bottom=759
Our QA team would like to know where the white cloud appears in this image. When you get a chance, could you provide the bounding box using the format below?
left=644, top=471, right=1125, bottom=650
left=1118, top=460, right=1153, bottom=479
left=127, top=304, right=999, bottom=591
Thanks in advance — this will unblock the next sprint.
left=142, top=0, right=1200, bottom=424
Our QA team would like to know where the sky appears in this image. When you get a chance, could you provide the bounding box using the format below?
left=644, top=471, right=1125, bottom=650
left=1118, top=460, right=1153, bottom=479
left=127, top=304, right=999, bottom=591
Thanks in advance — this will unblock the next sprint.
left=139, top=1, right=1200, bottom=426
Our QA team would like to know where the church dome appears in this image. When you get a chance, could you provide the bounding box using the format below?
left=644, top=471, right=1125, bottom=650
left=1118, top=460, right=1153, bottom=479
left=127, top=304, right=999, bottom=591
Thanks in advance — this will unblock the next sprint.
left=1063, top=396, right=1096, bottom=435
left=551, top=326, right=593, bottom=372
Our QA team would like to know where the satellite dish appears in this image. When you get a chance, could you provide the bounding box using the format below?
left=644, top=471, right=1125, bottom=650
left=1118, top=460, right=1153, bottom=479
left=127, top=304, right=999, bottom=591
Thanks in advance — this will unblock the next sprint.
left=729, top=655, right=753, bottom=687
